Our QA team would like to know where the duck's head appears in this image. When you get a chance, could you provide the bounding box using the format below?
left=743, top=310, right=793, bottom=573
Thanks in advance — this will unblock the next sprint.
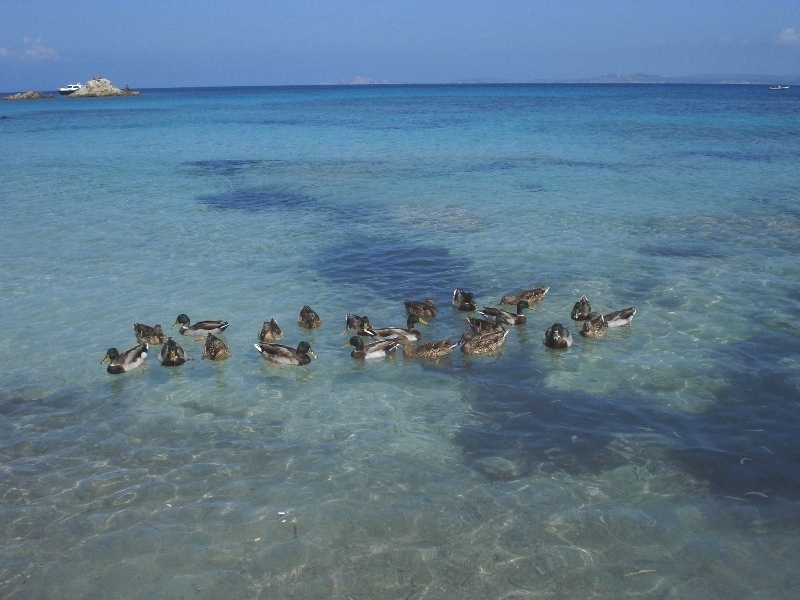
left=517, top=300, right=530, bottom=313
left=101, top=348, right=119, bottom=364
left=360, top=316, right=376, bottom=334
left=297, top=341, right=316, bottom=358
left=586, top=312, right=605, bottom=325
left=570, top=296, right=591, bottom=320
left=164, top=339, right=181, bottom=362
left=173, top=314, right=190, bottom=329
left=345, top=336, right=365, bottom=351
left=407, top=314, right=427, bottom=328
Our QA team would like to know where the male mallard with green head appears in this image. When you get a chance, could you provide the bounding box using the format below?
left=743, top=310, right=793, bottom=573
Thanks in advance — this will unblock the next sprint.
left=173, top=314, right=229, bottom=339
left=254, top=340, right=316, bottom=365
left=478, top=300, right=529, bottom=326
left=345, top=335, right=400, bottom=359
left=603, top=307, right=636, bottom=327
left=101, top=343, right=148, bottom=374
left=367, top=314, right=427, bottom=341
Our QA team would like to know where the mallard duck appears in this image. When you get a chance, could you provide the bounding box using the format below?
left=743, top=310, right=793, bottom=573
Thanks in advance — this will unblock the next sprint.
left=459, top=328, right=510, bottom=355
left=173, top=314, right=229, bottom=338
left=404, top=298, right=438, bottom=318
left=345, top=335, right=400, bottom=359
left=400, top=338, right=457, bottom=359
left=346, top=313, right=371, bottom=333
left=367, top=314, right=427, bottom=341
left=101, top=343, right=148, bottom=374
left=254, top=340, right=315, bottom=365
left=452, top=288, right=477, bottom=311
left=543, top=323, right=574, bottom=349
left=500, top=287, right=549, bottom=305
left=133, top=323, right=167, bottom=345
left=258, top=319, right=283, bottom=344
left=467, top=315, right=506, bottom=335
left=579, top=313, right=606, bottom=338
left=478, top=300, right=530, bottom=326
left=604, top=307, right=636, bottom=327
left=158, top=337, right=188, bottom=366
left=258, top=318, right=283, bottom=343
left=347, top=315, right=377, bottom=336
left=202, top=333, right=231, bottom=360
left=570, top=296, right=592, bottom=321
left=298, top=305, right=322, bottom=329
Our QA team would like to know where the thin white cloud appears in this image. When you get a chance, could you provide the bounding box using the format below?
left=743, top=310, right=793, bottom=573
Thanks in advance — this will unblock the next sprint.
left=777, top=27, right=800, bottom=47
left=0, top=37, right=59, bottom=62
left=23, top=43, right=58, bottom=61
left=715, top=36, right=749, bottom=47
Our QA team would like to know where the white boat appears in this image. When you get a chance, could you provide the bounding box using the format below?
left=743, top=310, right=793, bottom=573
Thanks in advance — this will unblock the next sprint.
left=58, top=82, right=82, bottom=95
left=769, top=85, right=790, bottom=90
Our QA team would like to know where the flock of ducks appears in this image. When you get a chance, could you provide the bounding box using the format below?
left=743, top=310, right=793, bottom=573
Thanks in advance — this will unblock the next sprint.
left=101, top=290, right=636, bottom=374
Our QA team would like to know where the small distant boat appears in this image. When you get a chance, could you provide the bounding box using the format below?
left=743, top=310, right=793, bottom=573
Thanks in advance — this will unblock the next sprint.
left=58, top=82, right=82, bottom=95
left=769, top=85, right=790, bottom=90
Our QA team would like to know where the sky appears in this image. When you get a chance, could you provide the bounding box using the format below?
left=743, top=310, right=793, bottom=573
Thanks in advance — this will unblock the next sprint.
left=1, top=0, right=799, bottom=90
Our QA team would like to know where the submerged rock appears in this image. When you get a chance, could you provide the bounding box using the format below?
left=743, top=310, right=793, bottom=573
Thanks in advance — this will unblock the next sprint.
left=66, top=78, right=140, bottom=98
left=2, top=91, right=54, bottom=100
left=473, top=456, right=522, bottom=480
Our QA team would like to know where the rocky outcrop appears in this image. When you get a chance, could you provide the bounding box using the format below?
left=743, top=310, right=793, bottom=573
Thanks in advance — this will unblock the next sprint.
left=67, top=78, right=140, bottom=97
left=2, top=91, right=54, bottom=100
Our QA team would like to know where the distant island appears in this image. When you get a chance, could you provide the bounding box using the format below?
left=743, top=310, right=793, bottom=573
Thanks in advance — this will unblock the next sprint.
left=66, top=78, right=140, bottom=97
left=2, top=91, right=54, bottom=100
left=321, top=76, right=396, bottom=85
left=565, top=73, right=799, bottom=85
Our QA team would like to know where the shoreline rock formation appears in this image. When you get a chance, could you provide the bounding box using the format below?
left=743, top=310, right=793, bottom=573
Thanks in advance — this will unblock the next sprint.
left=2, top=91, right=55, bottom=100
left=67, top=78, right=140, bottom=97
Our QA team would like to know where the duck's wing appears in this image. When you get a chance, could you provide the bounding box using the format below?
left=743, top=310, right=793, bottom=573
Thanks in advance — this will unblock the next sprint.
left=604, top=307, right=636, bottom=326
left=364, top=339, right=400, bottom=357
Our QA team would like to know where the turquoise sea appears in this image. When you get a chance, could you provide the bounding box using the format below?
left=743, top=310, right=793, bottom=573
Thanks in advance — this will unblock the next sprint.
left=1, top=84, right=799, bottom=598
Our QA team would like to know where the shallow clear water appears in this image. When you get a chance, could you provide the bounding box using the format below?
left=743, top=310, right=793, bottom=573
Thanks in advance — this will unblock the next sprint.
left=1, top=84, right=800, bottom=598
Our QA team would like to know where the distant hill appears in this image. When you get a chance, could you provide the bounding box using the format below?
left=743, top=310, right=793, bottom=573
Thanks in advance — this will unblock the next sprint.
left=564, top=73, right=800, bottom=85
left=321, top=76, right=395, bottom=85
